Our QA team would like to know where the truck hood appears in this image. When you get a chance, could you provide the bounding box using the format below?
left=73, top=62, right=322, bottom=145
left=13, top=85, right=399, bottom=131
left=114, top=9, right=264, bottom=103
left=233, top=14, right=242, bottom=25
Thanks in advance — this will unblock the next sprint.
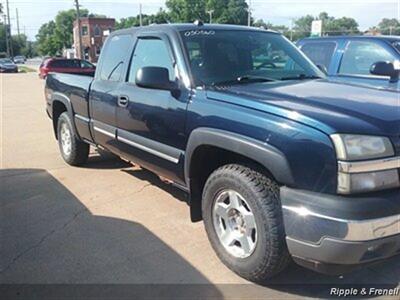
left=206, top=79, right=400, bottom=137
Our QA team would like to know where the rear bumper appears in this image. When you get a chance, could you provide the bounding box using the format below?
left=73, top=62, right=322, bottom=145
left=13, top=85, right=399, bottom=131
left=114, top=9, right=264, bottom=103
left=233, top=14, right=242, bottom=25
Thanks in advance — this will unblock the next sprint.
left=280, top=187, right=400, bottom=274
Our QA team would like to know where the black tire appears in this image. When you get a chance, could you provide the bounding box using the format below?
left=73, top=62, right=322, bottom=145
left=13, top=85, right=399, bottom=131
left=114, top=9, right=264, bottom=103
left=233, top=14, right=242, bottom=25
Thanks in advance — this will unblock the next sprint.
left=202, top=164, right=291, bottom=282
left=57, top=112, right=89, bottom=166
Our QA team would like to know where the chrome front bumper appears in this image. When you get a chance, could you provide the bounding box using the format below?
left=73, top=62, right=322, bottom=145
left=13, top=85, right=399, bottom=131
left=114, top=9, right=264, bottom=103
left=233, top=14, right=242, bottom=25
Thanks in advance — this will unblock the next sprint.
left=280, top=187, right=400, bottom=273
left=282, top=205, right=400, bottom=242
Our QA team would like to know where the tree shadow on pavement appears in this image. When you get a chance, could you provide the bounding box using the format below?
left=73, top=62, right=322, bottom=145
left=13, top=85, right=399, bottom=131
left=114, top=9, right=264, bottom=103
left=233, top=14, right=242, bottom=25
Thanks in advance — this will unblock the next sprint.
left=0, top=169, right=221, bottom=299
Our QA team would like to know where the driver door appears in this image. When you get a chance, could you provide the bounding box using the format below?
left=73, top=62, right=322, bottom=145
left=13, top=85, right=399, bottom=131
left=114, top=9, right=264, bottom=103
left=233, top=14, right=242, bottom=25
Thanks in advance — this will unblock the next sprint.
left=116, top=34, right=189, bottom=184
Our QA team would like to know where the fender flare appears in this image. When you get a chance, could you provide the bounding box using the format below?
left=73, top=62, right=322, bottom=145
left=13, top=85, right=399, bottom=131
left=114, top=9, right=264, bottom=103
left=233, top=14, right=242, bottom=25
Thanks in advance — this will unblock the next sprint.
left=185, top=128, right=295, bottom=186
left=51, top=92, right=79, bottom=139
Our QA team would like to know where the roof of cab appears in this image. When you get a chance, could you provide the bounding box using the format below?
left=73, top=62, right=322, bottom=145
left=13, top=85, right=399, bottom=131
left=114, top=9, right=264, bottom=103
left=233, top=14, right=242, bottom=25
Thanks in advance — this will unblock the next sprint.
left=299, top=35, right=400, bottom=43
left=110, top=23, right=279, bottom=36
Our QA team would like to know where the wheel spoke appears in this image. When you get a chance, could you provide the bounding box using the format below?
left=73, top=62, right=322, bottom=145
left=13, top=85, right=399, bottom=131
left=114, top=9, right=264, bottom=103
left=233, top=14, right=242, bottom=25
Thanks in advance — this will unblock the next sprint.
left=220, top=231, right=235, bottom=247
left=243, top=212, right=256, bottom=230
left=238, top=235, right=252, bottom=254
left=228, top=191, right=241, bottom=209
left=214, top=202, right=229, bottom=221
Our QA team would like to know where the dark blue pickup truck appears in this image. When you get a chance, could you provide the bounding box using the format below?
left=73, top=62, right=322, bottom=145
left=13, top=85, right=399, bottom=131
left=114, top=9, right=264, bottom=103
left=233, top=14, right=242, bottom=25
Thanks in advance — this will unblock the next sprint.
left=45, top=23, right=400, bottom=282
left=298, top=36, right=400, bottom=92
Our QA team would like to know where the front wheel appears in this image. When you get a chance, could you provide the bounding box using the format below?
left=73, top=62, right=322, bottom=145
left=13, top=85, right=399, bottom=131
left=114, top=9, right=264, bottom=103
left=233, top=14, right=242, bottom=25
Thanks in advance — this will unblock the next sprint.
left=57, top=112, right=89, bottom=166
left=202, top=164, right=291, bottom=282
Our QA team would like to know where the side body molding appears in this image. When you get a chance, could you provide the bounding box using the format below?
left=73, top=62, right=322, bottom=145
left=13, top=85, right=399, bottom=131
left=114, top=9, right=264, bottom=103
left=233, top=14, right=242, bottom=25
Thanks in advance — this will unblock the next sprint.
left=185, top=128, right=295, bottom=186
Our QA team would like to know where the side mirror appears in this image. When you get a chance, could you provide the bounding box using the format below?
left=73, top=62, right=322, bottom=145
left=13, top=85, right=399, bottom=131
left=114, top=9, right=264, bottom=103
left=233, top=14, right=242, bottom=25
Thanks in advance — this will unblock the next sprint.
left=370, top=61, right=400, bottom=83
left=317, top=64, right=328, bottom=75
left=135, top=67, right=176, bottom=90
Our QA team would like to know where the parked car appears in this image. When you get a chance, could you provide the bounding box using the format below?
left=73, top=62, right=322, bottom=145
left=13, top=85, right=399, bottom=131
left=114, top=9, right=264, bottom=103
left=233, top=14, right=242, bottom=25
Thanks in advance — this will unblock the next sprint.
left=297, top=36, right=400, bottom=91
left=13, top=55, right=26, bottom=64
left=39, top=58, right=96, bottom=79
left=0, top=58, right=18, bottom=73
left=45, top=24, right=400, bottom=282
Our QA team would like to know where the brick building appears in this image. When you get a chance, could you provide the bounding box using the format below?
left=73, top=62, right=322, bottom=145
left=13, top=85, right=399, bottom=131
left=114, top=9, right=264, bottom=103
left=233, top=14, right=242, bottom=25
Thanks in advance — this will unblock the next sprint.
left=73, top=17, right=115, bottom=63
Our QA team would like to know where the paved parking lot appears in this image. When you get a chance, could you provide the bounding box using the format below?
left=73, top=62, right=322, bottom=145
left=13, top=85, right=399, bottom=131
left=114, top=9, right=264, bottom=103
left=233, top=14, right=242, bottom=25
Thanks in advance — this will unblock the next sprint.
left=1, top=72, right=399, bottom=298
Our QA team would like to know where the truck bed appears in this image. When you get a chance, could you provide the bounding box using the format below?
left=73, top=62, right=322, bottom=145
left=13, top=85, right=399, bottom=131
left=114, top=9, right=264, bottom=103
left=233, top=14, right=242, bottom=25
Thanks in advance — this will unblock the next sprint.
left=46, top=73, right=94, bottom=143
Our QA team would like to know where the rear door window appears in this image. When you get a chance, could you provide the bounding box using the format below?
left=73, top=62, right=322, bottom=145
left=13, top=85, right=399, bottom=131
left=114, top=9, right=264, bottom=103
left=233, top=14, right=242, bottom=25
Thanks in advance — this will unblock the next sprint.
left=339, top=41, right=396, bottom=76
left=99, top=34, right=133, bottom=81
left=301, top=41, right=336, bottom=70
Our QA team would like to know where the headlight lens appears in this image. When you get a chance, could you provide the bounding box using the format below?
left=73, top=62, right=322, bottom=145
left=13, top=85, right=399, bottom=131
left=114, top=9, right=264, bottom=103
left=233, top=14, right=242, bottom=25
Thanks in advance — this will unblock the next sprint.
left=331, top=134, right=394, bottom=161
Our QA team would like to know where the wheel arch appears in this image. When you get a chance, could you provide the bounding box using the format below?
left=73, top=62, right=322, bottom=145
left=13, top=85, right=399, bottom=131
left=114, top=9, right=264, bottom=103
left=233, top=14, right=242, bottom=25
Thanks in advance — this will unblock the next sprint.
left=51, top=93, right=75, bottom=140
left=185, top=128, right=294, bottom=222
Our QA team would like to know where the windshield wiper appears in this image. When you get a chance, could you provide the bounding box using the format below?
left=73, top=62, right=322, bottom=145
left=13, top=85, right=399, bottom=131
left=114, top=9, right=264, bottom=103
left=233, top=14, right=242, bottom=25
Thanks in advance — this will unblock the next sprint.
left=212, top=75, right=277, bottom=86
left=280, top=74, right=322, bottom=81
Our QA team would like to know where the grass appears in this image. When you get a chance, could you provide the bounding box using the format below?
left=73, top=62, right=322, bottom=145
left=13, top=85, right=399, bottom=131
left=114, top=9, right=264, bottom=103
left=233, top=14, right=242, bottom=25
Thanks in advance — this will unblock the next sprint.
left=18, top=65, right=36, bottom=73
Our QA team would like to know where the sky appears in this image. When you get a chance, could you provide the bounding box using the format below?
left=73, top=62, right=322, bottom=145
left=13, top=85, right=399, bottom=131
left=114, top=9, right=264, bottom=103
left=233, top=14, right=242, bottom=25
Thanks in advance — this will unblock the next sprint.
left=2, top=0, right=400, bottom=40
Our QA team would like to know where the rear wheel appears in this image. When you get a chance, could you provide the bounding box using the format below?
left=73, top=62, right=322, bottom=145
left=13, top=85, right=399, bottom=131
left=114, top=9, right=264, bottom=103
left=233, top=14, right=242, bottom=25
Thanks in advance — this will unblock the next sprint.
left=57, top=112, right=89, bottom=166
left=202, top=164, right=291, bottom=282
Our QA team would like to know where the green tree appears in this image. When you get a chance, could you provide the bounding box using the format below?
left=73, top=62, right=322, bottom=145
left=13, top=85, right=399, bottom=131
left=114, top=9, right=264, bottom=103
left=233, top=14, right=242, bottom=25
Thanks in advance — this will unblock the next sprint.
left=36, top=21, right=60, bottom=56
left=292, top=15, right=314, bottom=40
left=292, top=12, right=359, bottom=40
left=54, top=9, right=89, bottom=50
left=116, top=9, right=169, bottom=29
left=36, top=9, right=90, bottom=56
left=11, top=34, right=28, bottom=55
left=165, top=0, right=248, bottom=24
left=218, top=0, right=248, bottom=25
left=253, top=19, right=289, bottom=33
left=377, top=18, right=400, bottom=35
left=166, top=0, right=208, bottom=23
left=326, top=17, right=359, bottom=35
left=0, top=24, right=6, bottom=56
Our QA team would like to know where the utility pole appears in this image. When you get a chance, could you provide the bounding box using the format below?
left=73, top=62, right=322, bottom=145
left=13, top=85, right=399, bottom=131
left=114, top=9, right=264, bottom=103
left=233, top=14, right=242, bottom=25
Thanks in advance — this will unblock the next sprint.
left=5, top=0, right=13, bottom=57
left=207, top=10, right=214, bottom=24
left=74, top=0, right=83, bottom=59
left=3, top=14, right=11, bottom=57
left=389, top=26, right=393, bottom=36
left=247, top=0, right=252, bottom=26
left=139, top=3, right=142, bottom=26
left=16, top=8, right=21, bottom=40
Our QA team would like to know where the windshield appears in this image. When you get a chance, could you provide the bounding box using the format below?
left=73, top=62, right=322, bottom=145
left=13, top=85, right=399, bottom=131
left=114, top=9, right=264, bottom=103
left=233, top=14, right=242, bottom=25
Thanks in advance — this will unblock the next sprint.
left=180, top=29, right=324, bottom=86
left=0, top=59, right=13, bottom=64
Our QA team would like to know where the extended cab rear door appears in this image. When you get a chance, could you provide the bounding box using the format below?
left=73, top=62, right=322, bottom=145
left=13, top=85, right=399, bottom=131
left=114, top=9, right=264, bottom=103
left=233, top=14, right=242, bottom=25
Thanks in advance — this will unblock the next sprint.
left=89, top=33, right=134, bottom=154
left=115, top=32, right=191, bottom=184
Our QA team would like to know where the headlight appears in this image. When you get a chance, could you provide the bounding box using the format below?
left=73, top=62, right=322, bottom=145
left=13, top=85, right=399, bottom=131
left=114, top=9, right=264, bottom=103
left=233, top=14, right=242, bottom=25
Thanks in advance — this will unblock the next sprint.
left=331, top=134, right=394, bottom=161
left=331, top=134, right=399, bottom=194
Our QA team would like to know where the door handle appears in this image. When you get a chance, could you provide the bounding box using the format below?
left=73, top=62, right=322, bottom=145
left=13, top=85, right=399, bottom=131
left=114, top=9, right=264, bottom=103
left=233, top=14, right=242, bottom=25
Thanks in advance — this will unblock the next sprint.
left=118, top=95, right=129, bottom=107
